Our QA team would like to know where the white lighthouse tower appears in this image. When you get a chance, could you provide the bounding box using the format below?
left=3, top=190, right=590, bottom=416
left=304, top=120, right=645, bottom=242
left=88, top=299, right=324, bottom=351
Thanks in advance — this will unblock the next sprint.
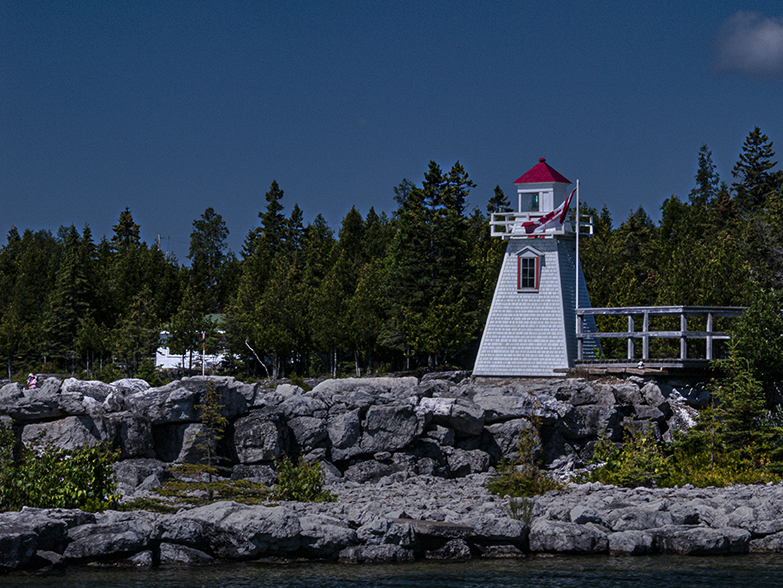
left=473, top=159, right=598, bottom=377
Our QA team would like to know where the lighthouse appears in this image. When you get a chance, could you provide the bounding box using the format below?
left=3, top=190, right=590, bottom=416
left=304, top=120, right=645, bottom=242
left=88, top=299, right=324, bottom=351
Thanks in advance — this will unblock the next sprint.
left=473, top=159, right=598, bottom=377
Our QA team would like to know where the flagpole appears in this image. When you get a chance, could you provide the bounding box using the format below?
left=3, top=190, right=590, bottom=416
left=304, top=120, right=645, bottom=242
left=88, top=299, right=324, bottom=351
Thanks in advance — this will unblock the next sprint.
left=575, top=179, right=580, bottom=314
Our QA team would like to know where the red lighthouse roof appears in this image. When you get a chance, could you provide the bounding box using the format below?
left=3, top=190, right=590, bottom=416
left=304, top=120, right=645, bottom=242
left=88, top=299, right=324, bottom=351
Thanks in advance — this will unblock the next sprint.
left=514, top=158, right=571, bottom=185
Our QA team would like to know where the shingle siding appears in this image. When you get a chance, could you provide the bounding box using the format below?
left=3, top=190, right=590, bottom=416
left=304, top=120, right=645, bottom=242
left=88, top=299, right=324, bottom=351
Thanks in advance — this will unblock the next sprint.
left=473, top=236, right=599, bottom=377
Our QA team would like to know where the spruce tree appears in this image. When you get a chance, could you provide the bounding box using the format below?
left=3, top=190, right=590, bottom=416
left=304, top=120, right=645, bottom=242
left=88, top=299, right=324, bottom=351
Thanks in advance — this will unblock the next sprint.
left=188, top=207, right=229, bottom=314
left=732, top=127, right=779, bottom=212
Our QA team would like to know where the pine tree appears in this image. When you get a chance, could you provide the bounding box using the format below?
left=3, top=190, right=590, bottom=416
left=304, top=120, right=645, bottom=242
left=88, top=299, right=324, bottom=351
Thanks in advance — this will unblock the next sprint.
left=43, top=226, right=92, bottom=369
left=188, top=207, right=230, bottom=313
left=689, top=143, right=720, bottom=208
left=487, top=184, right=511, bottom=214
left=732, top=127, right=779, bottom=212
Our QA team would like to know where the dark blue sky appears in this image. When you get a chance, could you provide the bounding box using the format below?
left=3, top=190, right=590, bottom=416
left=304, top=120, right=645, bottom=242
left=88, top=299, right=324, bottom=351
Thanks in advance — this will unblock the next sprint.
left=2, top=1, right=783, bottom=262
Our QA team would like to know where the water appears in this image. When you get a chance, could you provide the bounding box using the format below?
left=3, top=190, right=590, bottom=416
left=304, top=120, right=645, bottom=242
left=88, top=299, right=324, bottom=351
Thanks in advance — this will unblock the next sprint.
left=5, top=557, right=783, bottom=588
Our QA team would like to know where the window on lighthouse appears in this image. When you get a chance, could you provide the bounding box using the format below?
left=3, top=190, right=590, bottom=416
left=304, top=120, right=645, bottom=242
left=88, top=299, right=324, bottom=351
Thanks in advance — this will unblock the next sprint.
left=519, top=192, right=540, bottom=212
left=517, top=256, right=540, bottom=291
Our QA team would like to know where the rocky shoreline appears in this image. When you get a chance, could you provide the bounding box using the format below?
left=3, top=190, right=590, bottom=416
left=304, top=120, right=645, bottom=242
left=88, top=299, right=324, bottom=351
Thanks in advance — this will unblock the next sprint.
left=4, top=477, right=783, bottom=571
left=2, top=372, right=782, bottom=571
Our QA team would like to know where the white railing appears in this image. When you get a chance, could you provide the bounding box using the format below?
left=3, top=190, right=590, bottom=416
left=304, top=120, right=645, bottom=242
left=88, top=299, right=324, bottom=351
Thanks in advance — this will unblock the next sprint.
left=490, top=211, right=594, bottom=239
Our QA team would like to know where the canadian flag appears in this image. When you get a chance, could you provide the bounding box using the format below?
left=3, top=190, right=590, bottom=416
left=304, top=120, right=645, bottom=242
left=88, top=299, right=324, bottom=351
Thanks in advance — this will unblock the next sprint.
left=519, top=188, right=576, bottom=234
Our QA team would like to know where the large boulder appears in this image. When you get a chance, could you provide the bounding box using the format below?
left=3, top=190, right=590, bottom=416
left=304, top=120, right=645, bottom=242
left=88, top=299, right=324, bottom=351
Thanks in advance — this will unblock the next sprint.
left=299, top=515, right=358, bottom=557
left=279, top=394, right=329, bottom=420
left=472, top=387, right=558, bottom=424
left=61, top=378, right=117, bottom=402
left=556, top=403, right=624, bottom=441
left=0, top=383, right=63, bottom=422
left=113, top=459, right=171, bottom=488
left=21, top=416, right=101, bottom=450
left=109, top=378, right=151, bottom=395
left=64, top=512, right=161, bottom=561
left=159, top=542, right=214, bottom=565
left=608, top=530, right=655, bottom=555
left=529, top=519, right=609, bottom=554
left=417, top=397, right=484, bottom=437
left=233, top=410, right=289, bottom=464
left=0, top=507, right=91, bottom=565
left=651, top=525, right=750, bottom=555
left=326, top=409, right=362, bottom=461
left=171, top=501, right=301, bottom=559
left=0, top=526, right=37, bottom=571
left=338, top=544, right=415, bottom=563
left=486, top=418, right=533, bottom=459
left=94, top=411, right=154, bottom=458
left=287, top=416, right=328, bottom=453
left=360, top=402, right=424, bottom=453
left=126, top=378, right=247, bottom=425
left=311, top=377, right=418, bottom=398
left=445, top=448, right=490, bottom=477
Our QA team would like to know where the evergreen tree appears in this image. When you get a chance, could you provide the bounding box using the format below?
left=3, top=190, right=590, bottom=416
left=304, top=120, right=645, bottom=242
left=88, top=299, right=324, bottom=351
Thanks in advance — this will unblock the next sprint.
left=732, top=127, right=779, bottom=212
left=689, top=143, right=720, bottom=208
left=188, top=207, right=230, bottom=313
left=42, top=226, right=92, bottom=370
left=111, top=285, right=160, bottom=376
left=487, top=184, right=511, bottom=214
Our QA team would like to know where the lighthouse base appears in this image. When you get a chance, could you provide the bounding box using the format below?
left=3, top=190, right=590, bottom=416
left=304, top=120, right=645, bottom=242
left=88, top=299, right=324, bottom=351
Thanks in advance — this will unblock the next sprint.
left=473, top=236, right=598, bottom=377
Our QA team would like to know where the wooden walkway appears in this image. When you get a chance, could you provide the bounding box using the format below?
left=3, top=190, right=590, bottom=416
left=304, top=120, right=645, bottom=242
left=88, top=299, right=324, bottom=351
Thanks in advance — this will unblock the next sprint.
left=575, top=305, right=745, bottom=370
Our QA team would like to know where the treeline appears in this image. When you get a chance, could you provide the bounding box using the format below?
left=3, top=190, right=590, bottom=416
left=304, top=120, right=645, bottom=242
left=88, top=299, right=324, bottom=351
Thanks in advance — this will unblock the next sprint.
left=580, top=127, right=783, bottom=358
left=0, top=162, right=505, bottom=380
left=1, top=128, right=781, bottom=380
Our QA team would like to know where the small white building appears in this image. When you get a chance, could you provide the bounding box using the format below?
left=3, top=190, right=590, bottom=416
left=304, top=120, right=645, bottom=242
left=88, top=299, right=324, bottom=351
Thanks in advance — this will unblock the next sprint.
left=155, top=331, right=227, bottom=372
left=473, top=159, right=599, bottom=377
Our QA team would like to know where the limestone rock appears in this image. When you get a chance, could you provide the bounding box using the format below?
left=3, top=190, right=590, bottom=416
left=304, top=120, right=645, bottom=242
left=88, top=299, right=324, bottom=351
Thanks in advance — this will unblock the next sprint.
left=651, top=525, right=750, bottom=555
left=417, top=396, right=485, bottom=437
left=299, top=515, right=358, bottom=557
left=608, top=530, right=654, bottom=555
left=472, top=387, right=558, bottom=424
left=172, top=501, right=301, bottom=559
left=233, top=410, right=289, bottom=464
left=62, top=378, right=117, bottom=402
left=361, top=402, right=423, bottom=453
left=338, top=544, right=415, bottom=563
left=159, top=542, right=214, bottom=565
left=529, top=520, right=609, bottom=554
left=22, top=416, right=101, bottom=450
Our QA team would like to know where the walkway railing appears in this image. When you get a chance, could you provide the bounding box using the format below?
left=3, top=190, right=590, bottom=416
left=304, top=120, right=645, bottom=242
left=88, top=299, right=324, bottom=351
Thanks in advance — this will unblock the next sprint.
left=576, top=306, right=745, bottom=362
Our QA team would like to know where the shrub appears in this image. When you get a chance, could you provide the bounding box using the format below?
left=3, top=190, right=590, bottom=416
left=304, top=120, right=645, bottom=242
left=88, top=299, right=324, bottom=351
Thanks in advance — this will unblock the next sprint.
left=486, top=420, right=565, bottom=498
left=583, top=416, right=781, bottom=489
left=586, top=426, right=668, bottom=488
left=273, top=455, right=336, bottom=502
left=0, top=423, right=120, bottom=511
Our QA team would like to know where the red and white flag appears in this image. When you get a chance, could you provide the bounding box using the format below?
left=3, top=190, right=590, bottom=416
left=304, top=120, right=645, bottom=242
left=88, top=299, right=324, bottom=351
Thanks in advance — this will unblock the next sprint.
left=519, top=188, right=576, bottom=234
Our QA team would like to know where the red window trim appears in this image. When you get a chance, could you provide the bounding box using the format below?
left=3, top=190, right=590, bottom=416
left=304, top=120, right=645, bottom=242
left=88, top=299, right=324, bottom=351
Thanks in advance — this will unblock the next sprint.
left=517, top=255, right=540, bottom=291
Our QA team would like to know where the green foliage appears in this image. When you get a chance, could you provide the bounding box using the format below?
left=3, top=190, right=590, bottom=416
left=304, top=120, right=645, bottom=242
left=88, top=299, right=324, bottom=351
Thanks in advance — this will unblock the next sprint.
left=164, top=380, right=229, bottom=502
left=486, top=420, right=565, bottom=498
left=288, top=372, right=311, bottom=392
left=158, top=469, right=271, bottom=506
left=583, top=414, right=782, bottom=489
left=2, top=130, right=782, bottom=378
left=586, top=427, right=669, bottom=488
left=505, top=497, right=535, bottom=524
left=273, top=455, right=336, bottom=502
left=0, top=423, right=119, bottom=511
